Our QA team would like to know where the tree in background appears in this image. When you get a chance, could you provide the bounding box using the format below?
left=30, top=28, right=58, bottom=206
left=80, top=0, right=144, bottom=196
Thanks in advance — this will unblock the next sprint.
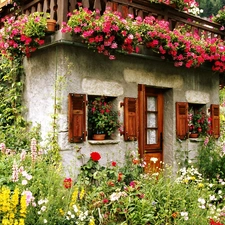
left=197, top=0, right=225, bottom=18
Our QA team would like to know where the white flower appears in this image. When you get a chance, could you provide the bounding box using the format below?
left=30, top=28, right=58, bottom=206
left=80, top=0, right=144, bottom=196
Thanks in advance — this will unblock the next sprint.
left=41, top=206, right=47, bottom=212
left=209, top=183, right=214, bottom=188
left=150, top=157, right=158, bottom=163
left=22, top=179, right=28, bottom=185
left=43, top=219, right=47, bottom=223
left=209, top=195, right=216, bottom=201
left=73, top=205, right=78, bottom=213
left=180, top=211, right=189, bottom=220
left=198, top=198, right=206, bottom=205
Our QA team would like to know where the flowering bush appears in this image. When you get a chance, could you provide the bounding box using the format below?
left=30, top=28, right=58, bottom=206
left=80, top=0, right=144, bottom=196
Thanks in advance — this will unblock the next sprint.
left=149, top=0, right=202, bottom=14
left=212, top=6, right=225, bottom=29
left=88, top=96, right=120, bottom=136
left=1, top=139, right=225, bottom=224
left=62, top=8, right=225, bottom=73
left=0, top=12, right=47, bottom=59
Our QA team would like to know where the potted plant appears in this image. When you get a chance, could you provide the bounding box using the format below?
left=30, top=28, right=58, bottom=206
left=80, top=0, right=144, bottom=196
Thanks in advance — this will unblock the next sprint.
left=188, top=109, right=210, bottom=138
left=88, top=96, right=120, bottom=140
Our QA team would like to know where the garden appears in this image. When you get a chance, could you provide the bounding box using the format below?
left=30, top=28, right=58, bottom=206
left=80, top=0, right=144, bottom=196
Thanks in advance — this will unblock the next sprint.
left=1, top=1, right=225, bottom=224
left=1, top=122, right=225, bottom=224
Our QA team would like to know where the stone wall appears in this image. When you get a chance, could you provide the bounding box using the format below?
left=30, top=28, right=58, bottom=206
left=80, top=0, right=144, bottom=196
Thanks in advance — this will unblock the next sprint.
left=23, top=32, right=220, bottom=176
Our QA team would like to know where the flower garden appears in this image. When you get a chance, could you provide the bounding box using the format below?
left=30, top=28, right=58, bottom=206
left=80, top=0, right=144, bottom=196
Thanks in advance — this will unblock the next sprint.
left=1, top=132, right=225, bottom=224
left=1, top=1, right=225, bottom=224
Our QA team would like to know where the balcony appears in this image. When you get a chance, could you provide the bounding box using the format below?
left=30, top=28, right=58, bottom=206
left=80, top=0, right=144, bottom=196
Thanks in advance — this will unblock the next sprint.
left=0, top=0, right=224, bottom=41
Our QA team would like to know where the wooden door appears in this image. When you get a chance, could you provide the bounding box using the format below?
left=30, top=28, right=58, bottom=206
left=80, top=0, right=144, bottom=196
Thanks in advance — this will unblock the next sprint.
left=138, top=85, right=164, bottom=173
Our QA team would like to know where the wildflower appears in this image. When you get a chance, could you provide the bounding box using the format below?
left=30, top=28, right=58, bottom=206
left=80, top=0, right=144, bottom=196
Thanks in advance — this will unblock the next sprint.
left=22, top=190, right=34, bottom=206
left=111, top=161, right=117, bottom=166
left=90, top=152, right=101, bottom=161
left=180, top=211, right=189, bottom=220
left=31, top=138, right=37, bottom=162
left=63, top=178, right=73, bottom=189
left=12, top=160, right=19, bottom=182
left=150, top=157, right=158, bottom=163
left=22, top=180, right=28, bottom=185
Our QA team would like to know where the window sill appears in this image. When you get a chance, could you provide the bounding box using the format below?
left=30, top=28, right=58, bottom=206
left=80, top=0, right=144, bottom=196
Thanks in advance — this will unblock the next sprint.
left=189, top=137, right=203, bottom=142
left=88, top=140, right=120, bottom=145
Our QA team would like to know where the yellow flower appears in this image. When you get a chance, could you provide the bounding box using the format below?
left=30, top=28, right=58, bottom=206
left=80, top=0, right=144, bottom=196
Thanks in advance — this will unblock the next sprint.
left=11, top=188, right=19, bottom=210
left=190, top=176, right=196, bottom=181
left=182, top=179, right=189, bottom=184
left=59, top=208, right=64, bottom=216
left=70, top=187, right=78, bottom=207
left=198, top=183, right=204, bottom=188
left=20, top=195, right=27, bottom=218
left=89, top=217, right=95, bottom=225
left=18, top=218, right=25, bottom=225
left=0, top=186, right=11, bottom=213
left=79, top=188, right=85, bottom=200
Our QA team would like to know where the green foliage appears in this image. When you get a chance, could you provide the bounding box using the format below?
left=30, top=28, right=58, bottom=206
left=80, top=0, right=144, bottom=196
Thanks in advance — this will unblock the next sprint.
left=88, top=96, right=120, bottom=137
left=0, top=56, right=41, bottom=150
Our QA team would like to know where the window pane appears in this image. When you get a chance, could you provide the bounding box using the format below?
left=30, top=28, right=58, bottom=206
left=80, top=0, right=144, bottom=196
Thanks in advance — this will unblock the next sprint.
left=147, top=113, right=157, bottom=128
left=147, top=97, right=156, bottom=111
left=147, top=129, right=157, bottom=144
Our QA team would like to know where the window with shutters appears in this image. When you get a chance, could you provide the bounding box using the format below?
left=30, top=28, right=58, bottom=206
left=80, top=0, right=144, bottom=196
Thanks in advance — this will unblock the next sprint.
left=176, top=102, right=220, bottom=139
left=68, top=94, right=120, bottom=143
left=68, top=94, right=86, bottom=143
left=87, top=95, right=120, bottom=140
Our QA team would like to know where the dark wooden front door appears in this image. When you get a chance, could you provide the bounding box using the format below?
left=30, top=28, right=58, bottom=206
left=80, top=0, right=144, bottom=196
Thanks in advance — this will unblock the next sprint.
left=138, top=85, right=164, bottom=173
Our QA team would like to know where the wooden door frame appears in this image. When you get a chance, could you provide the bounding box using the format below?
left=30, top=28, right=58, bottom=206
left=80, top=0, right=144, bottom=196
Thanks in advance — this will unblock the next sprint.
left=138, top=84, right=164, bottom=164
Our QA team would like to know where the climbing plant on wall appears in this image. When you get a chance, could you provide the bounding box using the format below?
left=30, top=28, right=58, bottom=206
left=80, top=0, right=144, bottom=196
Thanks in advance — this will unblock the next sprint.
left=0, top=56, right=41, bottom=150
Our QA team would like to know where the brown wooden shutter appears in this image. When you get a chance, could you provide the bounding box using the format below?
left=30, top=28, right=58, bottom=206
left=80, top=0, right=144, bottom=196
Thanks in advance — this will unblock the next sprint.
left=124, top=97, right=138, bottom=141
left=210, top=104, right=220, bottom=138
left=176, top=102, right=188, bottom=140
left=68, top=94, right=86, bottom=143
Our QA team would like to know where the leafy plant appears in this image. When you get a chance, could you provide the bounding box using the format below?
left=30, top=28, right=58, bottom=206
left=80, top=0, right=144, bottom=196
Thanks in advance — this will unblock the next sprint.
left=88, top=96, right=120, bottom=137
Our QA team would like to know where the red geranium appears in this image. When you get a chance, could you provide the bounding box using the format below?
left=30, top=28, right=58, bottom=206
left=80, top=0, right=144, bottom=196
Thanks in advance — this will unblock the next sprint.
left=90, top=152, right=101, bottom=161
left=209, top=219, right=224, bottom=225
left=63, top=177, right=72, bottom=189
left=111, top=161, right=117, bottom=167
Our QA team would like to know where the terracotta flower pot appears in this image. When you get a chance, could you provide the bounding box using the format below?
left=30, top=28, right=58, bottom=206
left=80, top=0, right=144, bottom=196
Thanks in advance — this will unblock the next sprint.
left=92, top=134, right=106, bottom=140
left=189, top=133, right=199, bottom=138
left=47, top=19, right=56, bottom=32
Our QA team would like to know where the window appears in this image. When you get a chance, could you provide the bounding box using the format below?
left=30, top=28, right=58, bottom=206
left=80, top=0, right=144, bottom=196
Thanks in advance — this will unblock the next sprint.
left=68, top=94, right=137, bottom=143
left=176, top=102, right=220, bottom=140
left=87, top=95, right=119, bottom=140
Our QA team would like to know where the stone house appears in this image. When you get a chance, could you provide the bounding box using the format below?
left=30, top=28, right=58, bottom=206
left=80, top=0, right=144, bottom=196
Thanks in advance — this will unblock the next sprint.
left=1, top=0, right=222, bottom=173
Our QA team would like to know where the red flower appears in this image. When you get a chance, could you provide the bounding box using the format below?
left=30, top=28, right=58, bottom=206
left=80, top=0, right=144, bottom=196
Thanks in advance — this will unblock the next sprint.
left=102, top=199, right=109, bottom=204
left=210, top=218, right=224, bottom=225
left=90, top=152, right=101, bottom=161
left=63, top=178, right=72, bottom=189
left=111, top=161, right=117, bottom=167
left=118, top=172, right=123, bottom=182
left=107, top=181, right=115, bottom=187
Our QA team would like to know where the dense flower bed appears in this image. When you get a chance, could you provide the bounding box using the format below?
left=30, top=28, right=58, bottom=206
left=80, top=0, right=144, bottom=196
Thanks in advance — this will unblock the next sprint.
left=0, top=138, right=225, bottom=224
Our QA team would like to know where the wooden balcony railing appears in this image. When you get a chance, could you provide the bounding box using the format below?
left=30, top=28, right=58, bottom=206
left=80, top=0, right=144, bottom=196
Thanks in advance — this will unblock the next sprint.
left=1, top=0, right=225, bottom=40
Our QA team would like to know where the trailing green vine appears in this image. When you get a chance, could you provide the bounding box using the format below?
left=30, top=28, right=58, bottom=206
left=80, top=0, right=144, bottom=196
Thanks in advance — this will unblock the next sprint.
left=0, top=56, right=41, bottom=150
